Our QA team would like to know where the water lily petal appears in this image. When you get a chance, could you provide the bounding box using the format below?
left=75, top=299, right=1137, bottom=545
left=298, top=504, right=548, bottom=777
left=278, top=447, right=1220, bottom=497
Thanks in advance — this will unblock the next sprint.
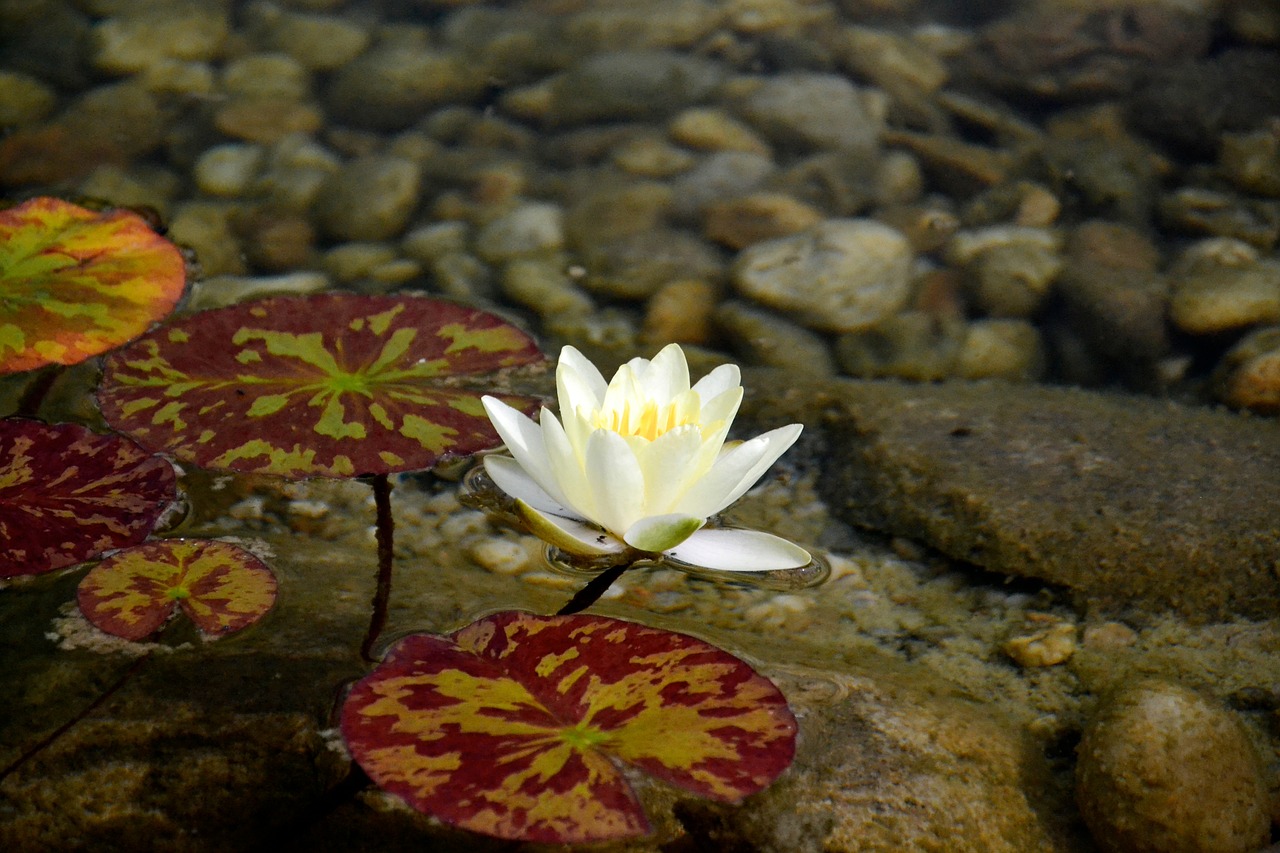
left=483, top=455, right=570, bottom=515
left=557, top=345, right=608, bottom=410
left=513, top=500, right=627, bottom=557
left=699, top=386, right=743, bottom=435
left=481, top=398, right=567, bottom=505
left=584, top=429, right=645, bottom=536
left=637, top=343, right=690, bottom=401
left=691, top=363, right=740, bottom=402
left=663, top=528, right=811, bottom=572
left=540, top=410, right=594, bottom=519
left=624, top=513, right=704, bottom=552
left=636, top=424, right=710, bottom=513
left=675, top=424, right=803, bottom=519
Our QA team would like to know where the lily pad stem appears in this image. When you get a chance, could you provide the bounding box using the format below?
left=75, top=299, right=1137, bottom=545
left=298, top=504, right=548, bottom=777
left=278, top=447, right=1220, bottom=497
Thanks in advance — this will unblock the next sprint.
left=359, top=473, right=395, bottom=662
left=14, top=364, right=58, bottom=418
left=556, top=562, right=633, bottom=615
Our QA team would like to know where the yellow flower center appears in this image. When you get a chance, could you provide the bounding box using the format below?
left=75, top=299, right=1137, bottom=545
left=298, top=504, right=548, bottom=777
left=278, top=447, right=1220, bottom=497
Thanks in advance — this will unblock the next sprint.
left=594, top=399, right=695, bottom=441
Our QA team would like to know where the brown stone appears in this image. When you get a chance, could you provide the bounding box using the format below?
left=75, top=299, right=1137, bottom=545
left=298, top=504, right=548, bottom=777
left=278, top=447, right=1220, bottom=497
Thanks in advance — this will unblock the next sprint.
left=772, top=379, right=1280, bottom=620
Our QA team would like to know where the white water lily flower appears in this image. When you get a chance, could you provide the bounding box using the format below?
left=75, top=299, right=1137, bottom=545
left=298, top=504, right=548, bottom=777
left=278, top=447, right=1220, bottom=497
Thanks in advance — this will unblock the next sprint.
left=480, top=343, right=811, bottom=572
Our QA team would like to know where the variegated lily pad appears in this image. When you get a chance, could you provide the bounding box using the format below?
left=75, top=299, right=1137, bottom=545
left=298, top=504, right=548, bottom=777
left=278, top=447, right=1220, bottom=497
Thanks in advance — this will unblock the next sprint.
left=98, top=293, right=544, bottom=478
left=0, top=197, right=186, bottom=375
left=0, top=419, right=177, bottom=578
left=77, top=539, right=277, bottom=641
left=341, top=610, right=796, bottom=844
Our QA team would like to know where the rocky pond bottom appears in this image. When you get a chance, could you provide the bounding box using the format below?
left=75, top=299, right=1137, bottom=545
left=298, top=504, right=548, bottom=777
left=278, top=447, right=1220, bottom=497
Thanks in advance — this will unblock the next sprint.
left=1, top=376, right=1275, bottom=852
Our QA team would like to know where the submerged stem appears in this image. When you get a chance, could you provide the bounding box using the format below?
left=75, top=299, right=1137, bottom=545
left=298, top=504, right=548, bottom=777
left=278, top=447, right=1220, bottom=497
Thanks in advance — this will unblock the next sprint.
left=556, top=562, right=633, bottom=615
left=359, top=473, right=395, bottom=662
left=0, top=652, right=150, bottom=784
left=14, top=365, right=59, bottom=418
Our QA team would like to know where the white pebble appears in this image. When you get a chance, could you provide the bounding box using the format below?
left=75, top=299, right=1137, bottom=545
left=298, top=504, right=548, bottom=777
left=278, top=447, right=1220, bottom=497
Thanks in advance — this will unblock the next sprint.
left=468, top=537, right=531, bottom=576
left=194, top=143, right=264, bottom=197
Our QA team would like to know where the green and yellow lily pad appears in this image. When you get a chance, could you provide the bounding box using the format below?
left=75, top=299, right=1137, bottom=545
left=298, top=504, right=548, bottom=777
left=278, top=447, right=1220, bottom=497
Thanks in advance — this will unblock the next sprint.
left=0, top=197, right=185, bottom=375
left=98, top=293, right=545, bottom=478
left=340, top=610, right=796, bottom=844
left=77, top=539, right=277, bottom=641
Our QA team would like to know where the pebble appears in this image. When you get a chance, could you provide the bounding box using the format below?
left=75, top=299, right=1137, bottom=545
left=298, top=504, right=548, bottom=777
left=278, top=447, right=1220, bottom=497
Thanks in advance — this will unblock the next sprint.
left=0, top=70, right=57, bottom=126
left=713, top=300, right=836, bottom=375
left=1213, top=325, right=1280, bottom=413
left=430, top=252, right=493, bottom=302
left=313, top=155, right=422, bottom=242
left=318, top=240, right=391, bottom=280
left=834, top=312, right=964, bottom=381
left=244, top=4, right=371, bottom=72
left=77, top=164, right=180, bottom=216
left=238, top=209, right=316, bottom=272
left=1002, top=615, right=1076, bottom=667
left=402, top=221, right=471, bottom=262
left=1159, top=186, right=1280, bottom=251
left=1220, top=128, right=1280, bottom=198
left=948, top=226, right=1063, bottom=318
left=873, top=150, right=927, bottom=207
left=955, top=319, right=1045, bottom=382
left=1057, top=221, right=1170, bottom=365
left=89, top=2, right=228, bottom=73
left=582, top=228, right=724, bottom=300
left=732, top=72, right=884, bottom=154
left=878, top=204, right=958, bottom=254
left=564, top=181, right=674, bottom=245
left=1075, top=678, right=1270, bottom=853
left=326, top=40, right=487, bottom=131
left=0, top=81, right=165, bottom=187
left=557, top=0, right=723, bottom=52
left=883, top=130, right=1014, bottom=195
left=835, top=25, right=948, bottom=95
left=193, top=144, right=265, bottom=197
left=474, top=202, right=565, bottom=263
left=732, top=218, right=914, bottom=332
left=507, top=50, right=726, bottom=125
left=642, top=278, right=717, bottom=344
left=670, top=150, right=777, bottom=219
left=668, top=107, right=772, bottom=156
left=610, top=135, right=697, bottom=177
left=137, top=59, right=216, bottom=98
left=500, top=259, right=595, bottom=320
left=467, top=536, right=534, bottom=576
left=702, top=192, right=824, bottom=249
left=221, top=53, right=311, bottom=101
left=322, top=243, right=399, bottom=284
left=186, top=271, right=331, bottom=311
left=255, top=134, right=342, bottom=213
left=1168, top=238, right=1280, bottom=334
left=214, top=98, right=324, bottom=145
left=167, top=201, right=246, bottom=277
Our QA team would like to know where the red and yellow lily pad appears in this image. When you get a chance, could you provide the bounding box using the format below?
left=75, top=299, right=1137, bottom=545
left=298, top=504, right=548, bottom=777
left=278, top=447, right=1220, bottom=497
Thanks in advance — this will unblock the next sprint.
left=98, top=293, right=545, bottom=479
left=77, top=539, right=277, bottom=641
left=340, top=610, right=796, bottom=844
left=0, top=197, right=186, bottom=375
left=0, top=419, right=177, bottom=578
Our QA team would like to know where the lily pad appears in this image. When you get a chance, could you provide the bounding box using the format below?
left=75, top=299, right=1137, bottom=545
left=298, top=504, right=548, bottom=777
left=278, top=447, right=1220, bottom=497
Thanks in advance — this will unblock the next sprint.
left=0, top=197, right=186, bottom=375
left=340, top=610, right=796, bottom=844
left=77, top=539, right=277, bottom=641
left=97, top=293, right=545, bottom=478
left=0, top=418, right=177, bottom=578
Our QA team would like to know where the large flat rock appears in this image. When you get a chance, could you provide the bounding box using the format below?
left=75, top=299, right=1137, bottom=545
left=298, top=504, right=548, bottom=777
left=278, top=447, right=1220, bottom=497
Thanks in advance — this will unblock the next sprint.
left=760, top=379, right=1280, bottom=620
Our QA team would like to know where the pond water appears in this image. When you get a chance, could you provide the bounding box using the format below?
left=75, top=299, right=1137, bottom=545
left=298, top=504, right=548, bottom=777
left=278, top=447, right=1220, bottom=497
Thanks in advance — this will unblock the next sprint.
left=2, top=1, right=1279, bottom=851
